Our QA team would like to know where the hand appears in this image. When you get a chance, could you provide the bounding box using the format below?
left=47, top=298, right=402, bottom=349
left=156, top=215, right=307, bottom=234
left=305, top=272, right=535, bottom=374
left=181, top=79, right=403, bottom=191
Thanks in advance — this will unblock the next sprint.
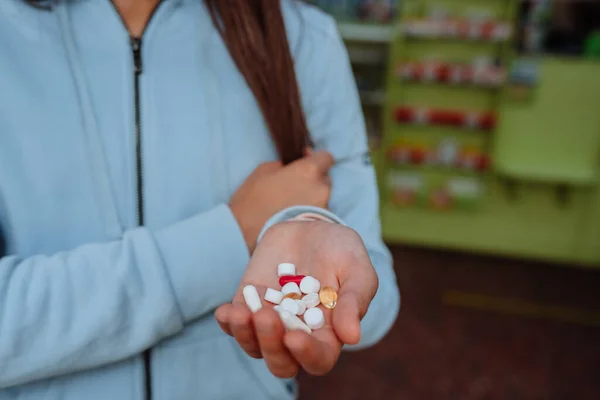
left=230, top=151, right=334, bottom=252
left=215, top=221, right=379, bottom=378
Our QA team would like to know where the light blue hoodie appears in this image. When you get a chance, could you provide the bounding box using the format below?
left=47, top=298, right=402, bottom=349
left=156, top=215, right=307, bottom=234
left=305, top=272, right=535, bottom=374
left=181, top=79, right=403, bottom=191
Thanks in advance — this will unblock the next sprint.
left=0, top=0, right=400, bottom=398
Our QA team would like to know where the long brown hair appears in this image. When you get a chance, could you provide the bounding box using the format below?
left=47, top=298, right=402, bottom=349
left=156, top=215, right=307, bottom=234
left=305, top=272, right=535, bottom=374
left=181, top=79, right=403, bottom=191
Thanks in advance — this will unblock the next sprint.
left=26, top=0, right=311, bottom=164
left=204, top=0, right=311, bottom=164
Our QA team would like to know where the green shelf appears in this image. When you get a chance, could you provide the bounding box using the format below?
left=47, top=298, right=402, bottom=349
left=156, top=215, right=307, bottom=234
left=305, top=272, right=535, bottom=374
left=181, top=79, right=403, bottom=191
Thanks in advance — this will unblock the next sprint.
left=338, top=22, right=398, bottom=43
left=494, top=58, right=600, bottom=186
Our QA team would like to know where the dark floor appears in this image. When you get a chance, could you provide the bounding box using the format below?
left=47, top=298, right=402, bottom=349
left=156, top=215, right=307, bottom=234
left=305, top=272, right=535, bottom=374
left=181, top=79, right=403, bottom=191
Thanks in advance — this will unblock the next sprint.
left=298, top=245, right=600, bottom=400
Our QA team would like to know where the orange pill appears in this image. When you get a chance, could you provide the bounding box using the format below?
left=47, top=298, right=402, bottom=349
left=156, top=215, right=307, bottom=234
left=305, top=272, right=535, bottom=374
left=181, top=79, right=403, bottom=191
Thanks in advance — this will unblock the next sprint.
left=283, top=292, right=302, bottom=301
left=319, top=287, right=338, bottom=309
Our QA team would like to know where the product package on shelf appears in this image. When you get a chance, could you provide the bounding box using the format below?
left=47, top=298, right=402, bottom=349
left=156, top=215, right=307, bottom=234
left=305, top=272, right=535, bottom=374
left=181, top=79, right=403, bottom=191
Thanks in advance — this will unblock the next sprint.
left=387, top=171, right=484, bottom=211
left=386, top=138, right=491, bottom=172
left=403, top=18, right=512, bottom=42
left=505, top=58, right=540, bottom=101
left=396, top=57, right=506, bottom=87
left=393, top=106, right=497, bottom=131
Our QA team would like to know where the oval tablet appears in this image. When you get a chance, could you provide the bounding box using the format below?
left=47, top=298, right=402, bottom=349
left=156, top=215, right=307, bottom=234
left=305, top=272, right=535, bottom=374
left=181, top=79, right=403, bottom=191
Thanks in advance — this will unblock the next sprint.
left=279, top=311, right=312, bottom=334
left=242, top=285, right=262, bottom=313
left=319, top=287, right=338, bottom=309
left=295, top=300, right=306, bottom=316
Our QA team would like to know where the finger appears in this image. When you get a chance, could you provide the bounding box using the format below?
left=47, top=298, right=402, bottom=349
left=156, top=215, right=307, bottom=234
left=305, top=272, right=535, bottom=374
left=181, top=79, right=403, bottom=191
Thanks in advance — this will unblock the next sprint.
left=284, top=331, right=341, bottom=376
left=230, top=304, right=262, bottom=359
left=333, top=293, right=362, bottom=345
left=254, top=309, right=299, bottom=378
left=334, top=265, right=379, bottom=345
left=215, top=304, right=233, bottom=337
left=257, top=160, right=283, bottom=174
left=308, top=151, right=335, bottom=175
left=291, top=150, right=334, bottom=176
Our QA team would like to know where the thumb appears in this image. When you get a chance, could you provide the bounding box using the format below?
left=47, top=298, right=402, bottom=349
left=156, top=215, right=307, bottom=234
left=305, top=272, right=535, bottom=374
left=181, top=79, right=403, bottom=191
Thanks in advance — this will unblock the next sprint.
left=332, top=268, right=378, bottom=345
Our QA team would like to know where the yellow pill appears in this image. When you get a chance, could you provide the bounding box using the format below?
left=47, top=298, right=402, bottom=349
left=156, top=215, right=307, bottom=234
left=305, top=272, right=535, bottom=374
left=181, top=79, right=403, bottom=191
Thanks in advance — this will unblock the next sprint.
left=319, top=287, right=338, bottom=309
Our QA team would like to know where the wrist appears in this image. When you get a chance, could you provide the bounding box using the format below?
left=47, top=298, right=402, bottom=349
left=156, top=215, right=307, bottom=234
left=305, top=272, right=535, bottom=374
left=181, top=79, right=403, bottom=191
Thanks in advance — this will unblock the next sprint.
left=288, top=212, right=337, bottom=224
left=256, top=206, right=344, bottom=245
left=229, top=204, right=261, bottom=253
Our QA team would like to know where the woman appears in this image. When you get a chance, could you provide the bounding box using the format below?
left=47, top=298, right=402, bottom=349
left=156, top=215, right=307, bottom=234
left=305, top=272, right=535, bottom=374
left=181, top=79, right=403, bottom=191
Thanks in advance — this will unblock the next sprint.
left=0, top=0, right=400, bottom=399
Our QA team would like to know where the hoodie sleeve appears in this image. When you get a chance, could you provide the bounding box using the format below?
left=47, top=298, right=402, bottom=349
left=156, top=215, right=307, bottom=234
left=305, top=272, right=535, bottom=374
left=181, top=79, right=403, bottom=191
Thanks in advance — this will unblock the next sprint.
left=270, top=6, right=401, bottom=349
left=0, top=228, right=5, bottom=258
left=0, top=204, right=249, bottom=389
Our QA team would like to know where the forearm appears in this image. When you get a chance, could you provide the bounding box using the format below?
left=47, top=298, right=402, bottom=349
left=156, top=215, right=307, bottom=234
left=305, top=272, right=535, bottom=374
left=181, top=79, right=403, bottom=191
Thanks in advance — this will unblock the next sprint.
left=0, top=204, right=249, bottom=388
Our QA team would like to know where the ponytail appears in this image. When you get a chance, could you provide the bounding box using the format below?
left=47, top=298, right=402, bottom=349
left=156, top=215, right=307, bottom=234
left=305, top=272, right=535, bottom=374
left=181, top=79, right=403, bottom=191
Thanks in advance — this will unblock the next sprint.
left=205, top=0, right=311, bottom=164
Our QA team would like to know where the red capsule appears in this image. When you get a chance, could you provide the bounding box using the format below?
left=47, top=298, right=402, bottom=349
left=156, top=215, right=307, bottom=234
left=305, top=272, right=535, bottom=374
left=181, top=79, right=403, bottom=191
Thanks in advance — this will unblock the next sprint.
left=279, top=275, right=305, bottom=287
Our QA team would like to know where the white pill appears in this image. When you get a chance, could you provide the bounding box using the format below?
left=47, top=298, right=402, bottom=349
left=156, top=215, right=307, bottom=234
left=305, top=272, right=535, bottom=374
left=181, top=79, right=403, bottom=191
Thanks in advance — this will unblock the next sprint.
left=242, top=285, right=262, bottom=313
left=280, top=298, right=301, bottom=315
left=299, top=276, right=321, bottom=294
left=281, top=282, right=301, bottom=295
left=302, top=293, right=320, bottom=309
left=296, top=300, right=306, bottom=316
left=303, top=307, right=325, bottom=330
left=279, top=311, right=312, bottom=334
left=277, top=263, right=296, bottom=277
left=273, top=305, right=280, bottom=312
left=264, top=288, right=284, bottom=305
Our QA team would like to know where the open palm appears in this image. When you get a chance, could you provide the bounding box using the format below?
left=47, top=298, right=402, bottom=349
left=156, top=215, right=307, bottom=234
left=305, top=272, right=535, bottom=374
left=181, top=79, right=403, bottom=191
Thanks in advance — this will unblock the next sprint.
left=215, top=221, right=378, bottom=377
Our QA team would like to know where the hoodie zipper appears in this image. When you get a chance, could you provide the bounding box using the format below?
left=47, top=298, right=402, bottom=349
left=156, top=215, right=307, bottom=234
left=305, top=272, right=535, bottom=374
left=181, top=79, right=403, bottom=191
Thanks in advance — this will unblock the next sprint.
left=130, top=36, right=152, bottom=400
left=108, top=1, right=163, bottom=399
left=131, top=37, right=145, bottom=227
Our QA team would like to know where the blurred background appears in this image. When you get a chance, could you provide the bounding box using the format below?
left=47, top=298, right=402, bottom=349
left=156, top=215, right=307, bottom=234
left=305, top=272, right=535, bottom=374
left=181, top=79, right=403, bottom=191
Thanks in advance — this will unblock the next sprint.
left=300, top=0, right=600, bottom=398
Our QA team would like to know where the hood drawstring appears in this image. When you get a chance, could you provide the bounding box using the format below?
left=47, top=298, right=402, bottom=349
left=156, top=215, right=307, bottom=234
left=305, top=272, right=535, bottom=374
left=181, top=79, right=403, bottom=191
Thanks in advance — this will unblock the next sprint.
left=56, top=3, right=124, bottom=239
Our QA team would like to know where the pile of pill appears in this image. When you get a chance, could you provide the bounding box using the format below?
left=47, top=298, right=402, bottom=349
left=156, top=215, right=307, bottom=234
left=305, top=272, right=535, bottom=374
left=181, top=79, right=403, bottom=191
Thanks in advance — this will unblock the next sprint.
left=242, top=263, right=338, bottom=334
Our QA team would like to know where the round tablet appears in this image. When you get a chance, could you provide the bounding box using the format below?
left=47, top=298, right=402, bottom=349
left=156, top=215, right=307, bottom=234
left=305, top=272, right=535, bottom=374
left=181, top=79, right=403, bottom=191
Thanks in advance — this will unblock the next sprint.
left=299, top=276, right=321, bottom=294
left=264, top=288, right=284, bottom=305
left=303, top=307, right=325, bottom=330
left=302, top=293, right=320, bottom=309
left=280, top=298, right=300, bottom=315
left=282, top=282, right=301, bottom=295
left=277, top=263, right=296, bottom=277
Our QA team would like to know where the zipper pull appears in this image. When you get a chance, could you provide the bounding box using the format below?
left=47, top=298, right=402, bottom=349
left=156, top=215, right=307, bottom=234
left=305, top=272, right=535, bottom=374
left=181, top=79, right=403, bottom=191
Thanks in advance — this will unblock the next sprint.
left=131, top=38, right=143, bottom=75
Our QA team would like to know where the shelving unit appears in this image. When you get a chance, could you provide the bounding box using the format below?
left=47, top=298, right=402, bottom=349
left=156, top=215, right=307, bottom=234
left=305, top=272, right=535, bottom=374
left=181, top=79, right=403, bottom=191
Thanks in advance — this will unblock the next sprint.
left=375, top=1, right=600, bottom=266
left=381, top=0, right=518, bottom=212
left=323, top=1, right=600, bottom=266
